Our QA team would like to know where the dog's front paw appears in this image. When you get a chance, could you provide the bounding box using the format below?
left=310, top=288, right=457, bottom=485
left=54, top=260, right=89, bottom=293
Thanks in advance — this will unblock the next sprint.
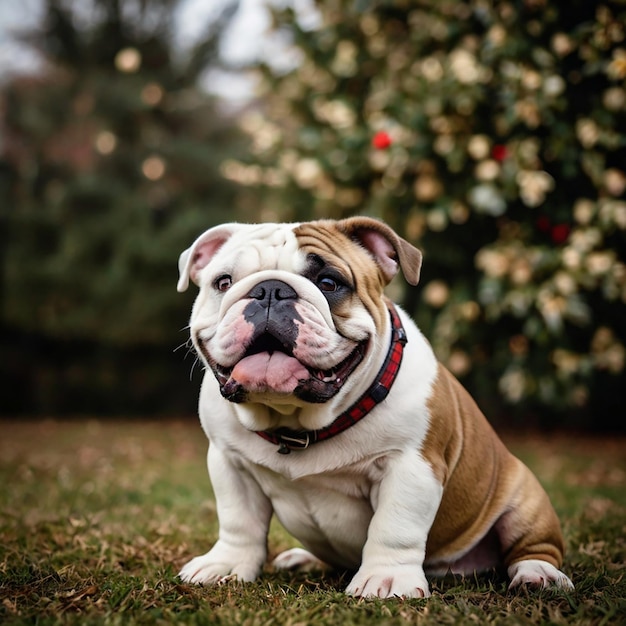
left=178, top=544, right=264, bottom=586
left=346, top=565, right=431, bottom=599
left=508, top=559, right=574, bottom=591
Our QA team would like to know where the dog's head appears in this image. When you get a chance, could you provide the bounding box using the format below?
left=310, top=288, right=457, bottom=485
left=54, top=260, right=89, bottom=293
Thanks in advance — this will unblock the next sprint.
left=178, top=217, right=421, bottom=423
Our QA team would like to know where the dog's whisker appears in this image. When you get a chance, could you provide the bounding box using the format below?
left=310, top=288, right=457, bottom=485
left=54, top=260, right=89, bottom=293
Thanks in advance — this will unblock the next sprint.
left=173, top=336, right=201, bottom=381
left=189, top=356, right=204, bottom=381
left=173, top=340, right=191, bottom=353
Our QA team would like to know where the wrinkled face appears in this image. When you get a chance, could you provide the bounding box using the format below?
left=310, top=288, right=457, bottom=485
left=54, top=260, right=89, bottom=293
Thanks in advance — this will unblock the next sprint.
left=185, top=222, right=390, bottom=408
left=178, top=218, right=422, bottom=417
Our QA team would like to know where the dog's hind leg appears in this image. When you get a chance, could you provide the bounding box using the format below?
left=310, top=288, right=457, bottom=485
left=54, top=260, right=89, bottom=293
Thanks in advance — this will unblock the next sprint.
left=272, top=548, right=329, bottom=573
left=495, top=460, right=574, bottom=590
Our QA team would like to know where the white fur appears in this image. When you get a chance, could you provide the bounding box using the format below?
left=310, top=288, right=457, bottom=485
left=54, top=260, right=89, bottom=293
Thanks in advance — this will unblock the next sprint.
left=179, top=293, right=442, bottom=596
left=508, top=560, right=574, bottom=590
left=177, top=222, right=572, bottom=598
left=272, top=548, right=328, bottom=572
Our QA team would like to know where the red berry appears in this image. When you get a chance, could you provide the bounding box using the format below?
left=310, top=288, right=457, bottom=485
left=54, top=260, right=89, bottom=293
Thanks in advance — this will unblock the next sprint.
left=372, top=131, right=392, bottom=150
left=491, top=144, right=508, bottom=161
left=551, top=223, right=570, bottom=244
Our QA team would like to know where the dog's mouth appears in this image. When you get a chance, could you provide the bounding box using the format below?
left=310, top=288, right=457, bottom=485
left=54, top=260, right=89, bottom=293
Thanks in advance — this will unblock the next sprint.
left=207, top=333, right=367, bottom=404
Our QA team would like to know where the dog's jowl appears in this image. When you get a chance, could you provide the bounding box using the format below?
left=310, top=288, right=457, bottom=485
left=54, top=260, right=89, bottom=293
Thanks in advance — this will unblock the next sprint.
left=176, top=217, right=574, bottom=598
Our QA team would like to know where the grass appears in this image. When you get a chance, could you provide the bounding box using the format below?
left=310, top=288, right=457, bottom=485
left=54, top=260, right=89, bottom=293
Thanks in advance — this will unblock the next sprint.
left=1, top=418, right=625, bottom=625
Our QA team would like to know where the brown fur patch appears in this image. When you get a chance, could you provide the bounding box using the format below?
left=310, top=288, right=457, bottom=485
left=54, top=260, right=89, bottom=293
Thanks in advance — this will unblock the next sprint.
left=422, top=364, right=565, bottom=568
left=294, top=221, right=389, bottom=332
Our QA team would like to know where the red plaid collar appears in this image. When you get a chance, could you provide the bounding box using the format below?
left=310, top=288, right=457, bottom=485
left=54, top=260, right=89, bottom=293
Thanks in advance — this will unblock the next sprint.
left=255, top=303, right=407, bottom=454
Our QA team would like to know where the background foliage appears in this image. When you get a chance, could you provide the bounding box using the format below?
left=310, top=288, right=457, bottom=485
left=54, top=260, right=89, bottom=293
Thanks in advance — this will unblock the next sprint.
left=227, top=0, right=626, bottom=431
left=1, top=0, right=625, bottom=430
left=1, top=0, right=244, bottom=415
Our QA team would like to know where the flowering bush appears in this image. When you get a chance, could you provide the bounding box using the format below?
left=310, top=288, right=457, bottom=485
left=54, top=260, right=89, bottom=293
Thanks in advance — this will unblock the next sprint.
left=227, top=1, right=626, bottom=429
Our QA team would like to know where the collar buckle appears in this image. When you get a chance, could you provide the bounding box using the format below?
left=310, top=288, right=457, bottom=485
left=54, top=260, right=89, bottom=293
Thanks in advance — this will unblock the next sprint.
left=395, top=327, right=408, bottom=345
left=369, top=381, right=390, bottom=403
left=275, top=429, right=313, bottom=454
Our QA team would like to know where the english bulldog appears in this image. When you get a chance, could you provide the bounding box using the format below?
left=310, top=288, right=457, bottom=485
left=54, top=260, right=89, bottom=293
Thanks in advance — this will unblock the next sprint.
left=176, top=217, right=573, bottom=598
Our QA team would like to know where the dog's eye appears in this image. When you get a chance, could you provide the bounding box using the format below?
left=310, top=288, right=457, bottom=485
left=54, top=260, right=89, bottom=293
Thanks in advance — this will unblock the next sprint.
left=214, top=275, right=233, bottom=292
left=318, top=276, right=339, bottom=292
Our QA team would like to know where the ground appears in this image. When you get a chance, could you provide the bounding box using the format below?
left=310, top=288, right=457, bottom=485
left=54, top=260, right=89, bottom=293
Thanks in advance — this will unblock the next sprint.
left=1, top=418, right=625, bottom=625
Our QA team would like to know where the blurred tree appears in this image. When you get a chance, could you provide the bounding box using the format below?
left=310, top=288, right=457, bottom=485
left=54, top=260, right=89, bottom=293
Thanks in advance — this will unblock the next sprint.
left=226, top=0, right=626, bottom=431
left=0, top=0, right=244, bottom=414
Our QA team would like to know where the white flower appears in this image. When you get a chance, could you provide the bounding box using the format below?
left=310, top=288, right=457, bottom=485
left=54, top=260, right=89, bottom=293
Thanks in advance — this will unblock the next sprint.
left=449, top=49, right=481, bottom=84
left=604, top=169, right=626, bottom=197
left=420, top=56, right=444, bottom=82
left=448, top=350, right=471, bottom=377
left=331, top=40, right=358, bottom=77
left=516, top=170, right=554, bottom=207
left=426, top=208, right=448, bottom=232
left=591, top=327, right=625, bottom=373
left=553, top=271, right=577, bottom=296
left=475, top=248, right=509, bottom=278
left=467, top=135, right=491, bottom=160
left=294, top=158, right=322, bottom=188
left=313, top=99, right=356, bottom=130
left=552, top=349, right=582, bottom=376
left=552, top=33, right=573, bottom=56
left=576, top=118, right=600, bottom=148
left=499, top=368, right=527, bottom=403
left=423, top=280, right=450, bottom=307
left=475, top=159, right=501, bottom=182
left=569, top=227, right=602, bottom=252
left=586, top=251, right=615, bottom=276
left=603, top=87, right=626, bottom=111
left=543, top=75, right=566, bottom=97
left=468, top=183, right=507, bottom=215
left=573, top=199, right=596, bottom=225
left=562, top=246, right=581, bottom=270
left=538, top=292, right=566, bottom=332
left=521, top=69, right=542, bottom=91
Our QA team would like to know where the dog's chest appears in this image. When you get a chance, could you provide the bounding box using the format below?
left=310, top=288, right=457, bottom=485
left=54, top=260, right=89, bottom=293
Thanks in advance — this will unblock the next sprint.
left=249, top=457, right=387, bottom=569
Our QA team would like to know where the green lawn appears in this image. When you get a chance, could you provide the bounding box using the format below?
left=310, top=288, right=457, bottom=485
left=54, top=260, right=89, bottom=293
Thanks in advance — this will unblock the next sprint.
left=1, top=419, right=625, bottom=625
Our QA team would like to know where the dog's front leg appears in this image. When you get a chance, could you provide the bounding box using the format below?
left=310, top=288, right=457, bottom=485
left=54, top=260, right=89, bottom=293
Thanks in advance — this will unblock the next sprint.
left=346, top=453, right=442, bottom=599
left=179, top=445, right=272, bottom=585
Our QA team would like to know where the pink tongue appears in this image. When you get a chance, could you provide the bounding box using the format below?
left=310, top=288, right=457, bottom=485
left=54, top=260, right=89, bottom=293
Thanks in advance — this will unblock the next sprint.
left=230, top=352, right=309, bottom=394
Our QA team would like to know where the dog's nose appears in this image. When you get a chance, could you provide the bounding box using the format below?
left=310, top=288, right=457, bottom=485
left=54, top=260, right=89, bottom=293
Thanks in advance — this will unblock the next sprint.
left=244, top=280, right=301, bottom=352
left=247, top=280, right=297, bottom=305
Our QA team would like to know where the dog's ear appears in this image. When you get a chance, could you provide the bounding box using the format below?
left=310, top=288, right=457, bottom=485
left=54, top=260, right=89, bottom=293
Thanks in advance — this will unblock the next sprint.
left=337, top=217, right=422, bottom=286
left=177, top=224, right=240, bottom=292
